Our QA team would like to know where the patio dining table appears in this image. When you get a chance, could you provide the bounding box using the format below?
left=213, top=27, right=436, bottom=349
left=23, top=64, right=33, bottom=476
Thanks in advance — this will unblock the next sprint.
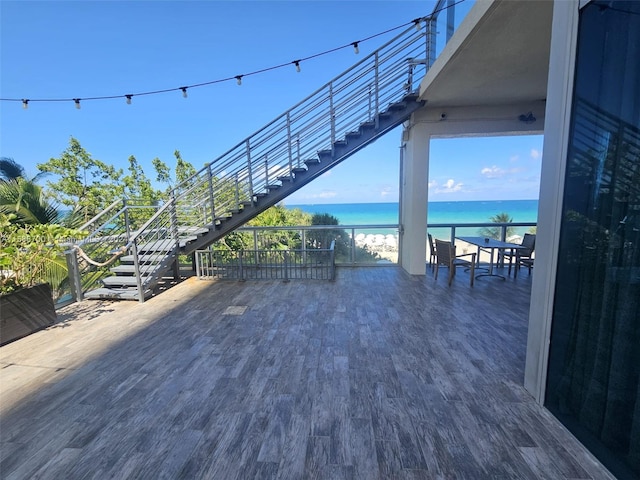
left=455, top=236, right=527, bottom=280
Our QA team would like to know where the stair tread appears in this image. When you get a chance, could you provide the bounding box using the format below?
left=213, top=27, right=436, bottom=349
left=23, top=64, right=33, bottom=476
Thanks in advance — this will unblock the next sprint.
left=110, top=264, right=157, bottom=274
left=102, top=276, right=144, bottom=287
left=121, top=254, right=165, bottom=264
left=139, top=240, right=176, bottom=252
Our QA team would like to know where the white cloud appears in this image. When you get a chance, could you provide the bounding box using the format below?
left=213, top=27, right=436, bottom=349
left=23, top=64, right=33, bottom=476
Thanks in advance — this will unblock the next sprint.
left=480, top=165, right=506, bottom=178
left=509, top=155, right=519, bottom=163
left=428, top=180, right=439, bottom=189
left=530, top=148, right=540, bottom=159
left=437, top=179, right=463, bottom=193
left=317, top=191, right=337, bottom=199
left=292, top=190, right=337, bottom=201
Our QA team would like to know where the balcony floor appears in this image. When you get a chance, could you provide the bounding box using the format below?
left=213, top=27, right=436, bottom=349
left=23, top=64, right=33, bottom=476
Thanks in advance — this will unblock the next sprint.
left=0, top=266, right=614, bottom=479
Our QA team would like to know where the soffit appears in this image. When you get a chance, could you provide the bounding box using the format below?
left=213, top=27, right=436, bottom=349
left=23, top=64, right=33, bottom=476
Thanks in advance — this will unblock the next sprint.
left=419, top=0, right=553, bottom=108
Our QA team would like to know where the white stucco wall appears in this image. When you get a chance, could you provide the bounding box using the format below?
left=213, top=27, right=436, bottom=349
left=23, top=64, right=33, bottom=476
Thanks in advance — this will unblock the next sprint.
left=524, top=0, right=580, bottom=402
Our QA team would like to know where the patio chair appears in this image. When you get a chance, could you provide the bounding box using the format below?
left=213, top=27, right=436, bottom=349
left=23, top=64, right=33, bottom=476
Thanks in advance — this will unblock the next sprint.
left=505, top=233, right=535, bottom=278
left=428, top=233, right=437, bottom=270
left=434, top=239, right=477, bottom=287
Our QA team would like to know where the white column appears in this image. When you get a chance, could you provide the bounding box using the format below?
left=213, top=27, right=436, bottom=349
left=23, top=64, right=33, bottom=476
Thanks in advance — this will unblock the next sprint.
left=524, top=0, right=580, bottom=403
left=400, top=122, right=430, bottom=275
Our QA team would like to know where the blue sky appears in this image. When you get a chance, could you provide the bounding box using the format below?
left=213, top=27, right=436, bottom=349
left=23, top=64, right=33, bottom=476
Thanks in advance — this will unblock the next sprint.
left=1, top=0, right=542, bottom=204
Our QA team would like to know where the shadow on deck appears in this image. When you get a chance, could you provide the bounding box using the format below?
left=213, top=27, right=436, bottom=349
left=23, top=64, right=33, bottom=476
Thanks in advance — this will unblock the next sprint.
left=0, top=266, right=614, bottom=479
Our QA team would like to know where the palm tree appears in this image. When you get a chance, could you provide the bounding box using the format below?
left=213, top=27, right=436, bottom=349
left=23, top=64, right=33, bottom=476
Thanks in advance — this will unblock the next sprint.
left=0, top=158, right=59, bottom=225
left=0, top=157, right=27, bottom=181
left=478, top=212, right=516, bottom=240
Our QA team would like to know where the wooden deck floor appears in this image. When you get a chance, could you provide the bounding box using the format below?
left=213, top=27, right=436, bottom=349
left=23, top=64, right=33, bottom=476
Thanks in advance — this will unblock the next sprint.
left=0, top=266, right=615, bottom=479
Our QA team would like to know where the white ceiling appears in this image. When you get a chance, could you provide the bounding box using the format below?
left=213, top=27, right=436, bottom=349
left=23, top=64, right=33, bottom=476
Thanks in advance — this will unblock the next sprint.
left=419, top=0, right=553, bottom=108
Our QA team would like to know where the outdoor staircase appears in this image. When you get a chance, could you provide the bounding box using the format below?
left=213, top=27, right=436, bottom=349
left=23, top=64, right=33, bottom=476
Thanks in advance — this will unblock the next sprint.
left=69, top=19, right=431, bottom=302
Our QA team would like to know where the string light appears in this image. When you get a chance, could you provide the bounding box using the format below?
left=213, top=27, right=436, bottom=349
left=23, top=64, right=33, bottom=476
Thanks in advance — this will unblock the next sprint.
left=2, top=1, right=465, bottom=109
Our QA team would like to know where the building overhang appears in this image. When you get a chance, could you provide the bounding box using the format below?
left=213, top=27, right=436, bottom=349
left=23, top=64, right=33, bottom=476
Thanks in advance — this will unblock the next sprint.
left=419, top=0, right=553, bottom=114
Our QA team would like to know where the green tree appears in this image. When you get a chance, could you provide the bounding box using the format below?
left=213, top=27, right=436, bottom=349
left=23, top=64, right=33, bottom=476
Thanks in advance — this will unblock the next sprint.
left=247, top=204, right=311, bottom=249
left=0, top=213, right=86, bottom=297
left=37, top=137, right=123, bottom=222
left=478, top=212, right=515, bottom=240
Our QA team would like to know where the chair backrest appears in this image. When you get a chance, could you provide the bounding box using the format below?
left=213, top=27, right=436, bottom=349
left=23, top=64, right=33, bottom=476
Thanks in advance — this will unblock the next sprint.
left=428, top=233, right=436, bottom=252
left=521, top=233, right=536, bottom=256
left=435, top=239, right=453, bottom=265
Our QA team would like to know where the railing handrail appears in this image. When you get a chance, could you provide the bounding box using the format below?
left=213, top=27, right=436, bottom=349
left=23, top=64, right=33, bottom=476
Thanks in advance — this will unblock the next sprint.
left=77, top=199, right=124, bottom=232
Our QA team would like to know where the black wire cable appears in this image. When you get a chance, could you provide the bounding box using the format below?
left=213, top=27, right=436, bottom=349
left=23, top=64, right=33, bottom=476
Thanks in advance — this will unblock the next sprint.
left=1, top=0, right=466, bottom=106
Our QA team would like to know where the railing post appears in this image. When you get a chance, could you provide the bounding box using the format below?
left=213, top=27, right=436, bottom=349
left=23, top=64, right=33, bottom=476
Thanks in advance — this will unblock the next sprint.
left=302, top=228, right=307, bottom=264
left=195, top=249, right=201, bottom=279
left=206, top=164, right=216, bottom=223
left=169, top=191, right=181, bottom=280
left=264, top=156, right=269, bottom=189
left=123, top=199, right=130, bottom=243
left=426, top=15, right=437, bottom=68
left=65, top=249, right=84, bottom=302
left=253, top=230, right=259, bottom=265
left=284, top=250, right=290, bottom=283
left=238, top=250, right=245, bottom=282
left=234, top=173, right=240, bottom=211
left=132, top=240, right=145, bottom=303
left=368, top=86, right=373, bottom=121
left=330, top=240, right=336, bottom=281
left=406, top=63, right=414, bottom=94
left=351, top=228, right=356, bottom=265
left=374, top=52, right=380, bottom=129
left=286, top=113, right=294, bottom=178
left=246, top=139, right=255, bottom=203
left=296, top=134, right=301, bottom=169
left=329, top=83, right=336, bottom=153
left=446, top=0, right=455, bottom=43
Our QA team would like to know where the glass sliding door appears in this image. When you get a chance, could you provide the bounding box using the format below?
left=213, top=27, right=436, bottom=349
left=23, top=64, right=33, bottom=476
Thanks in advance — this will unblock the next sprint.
left=545, top=1, right=640, bottom=479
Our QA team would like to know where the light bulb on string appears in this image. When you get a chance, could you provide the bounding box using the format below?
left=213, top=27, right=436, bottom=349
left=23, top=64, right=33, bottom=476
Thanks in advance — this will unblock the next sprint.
left=74, top=99, right=81, bottom=109
left=236, top=75, right=243, bottom=86
left=181, top=87, right=188, bottom=98
left=294, top=61, right=301, bottom=73
left=413, top=18, right=421, bottom=30
left=352, top=42, right=359, bottom=54
left=22, top=99, right=29, bottom=110
left=125, top=95, right=132, bottom=105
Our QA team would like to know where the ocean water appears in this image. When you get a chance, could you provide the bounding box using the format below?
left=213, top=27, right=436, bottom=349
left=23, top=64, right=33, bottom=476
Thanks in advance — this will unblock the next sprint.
left=287, top=199, right=538, bottom=237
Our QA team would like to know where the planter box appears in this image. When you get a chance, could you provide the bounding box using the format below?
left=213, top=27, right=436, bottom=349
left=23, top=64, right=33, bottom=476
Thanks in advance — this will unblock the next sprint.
left=1, top=283, right=57, bottom=346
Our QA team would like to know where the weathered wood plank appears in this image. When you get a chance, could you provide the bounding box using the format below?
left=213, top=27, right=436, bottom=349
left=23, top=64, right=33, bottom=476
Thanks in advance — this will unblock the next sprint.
left=0, top=269, right=616, bottom=479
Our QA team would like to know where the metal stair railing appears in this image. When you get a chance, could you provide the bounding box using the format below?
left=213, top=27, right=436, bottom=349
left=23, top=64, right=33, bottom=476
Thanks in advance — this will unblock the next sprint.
left=68, top=16, right=444, bottom=302
left=94, top=22, right=432, bottom=301
left=65, top=200, right=162, bottom=301
left=166, top=21, right=430, bottom=231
